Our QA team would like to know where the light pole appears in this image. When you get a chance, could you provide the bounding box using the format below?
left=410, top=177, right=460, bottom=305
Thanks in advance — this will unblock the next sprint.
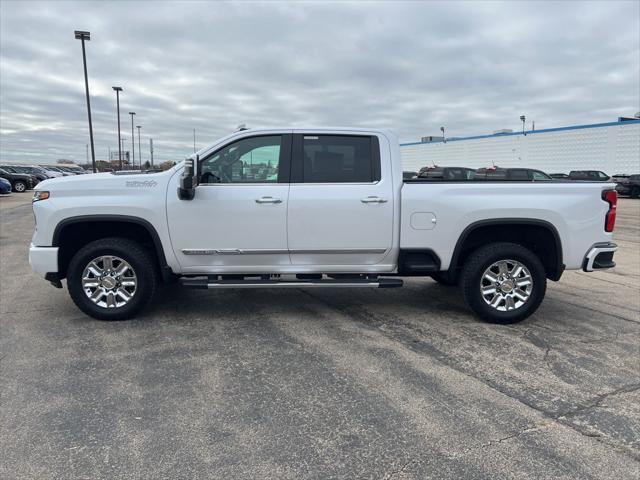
left=112, top=86, right=123, bottom=169
left=440, top=126, right=446, bottom=144
left=136, top=125, right=142, bottom=169
left=129, top=112, right=136, bottom=168
left=520, top=115, right=526, bottom=135
left=121, top=137, right=126, bottom=165
left=149, top=138, right=154, bottom=167
left=74, top=30, right=96, bottom=173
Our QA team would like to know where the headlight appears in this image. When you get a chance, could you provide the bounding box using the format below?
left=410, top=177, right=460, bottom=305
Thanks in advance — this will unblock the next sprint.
left=32, top=191, right=50, bottom=202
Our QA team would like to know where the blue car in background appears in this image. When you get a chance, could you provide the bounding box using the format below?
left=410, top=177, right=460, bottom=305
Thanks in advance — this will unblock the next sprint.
left=0, top=177, right=12, bottom=194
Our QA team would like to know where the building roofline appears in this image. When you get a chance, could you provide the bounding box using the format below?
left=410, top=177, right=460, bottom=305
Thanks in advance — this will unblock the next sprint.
left=400, top=119, right=640, bottom=147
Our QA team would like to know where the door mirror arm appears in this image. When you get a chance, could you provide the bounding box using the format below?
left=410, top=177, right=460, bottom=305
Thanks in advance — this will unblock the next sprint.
left=178, top=156, right=197, bottom=200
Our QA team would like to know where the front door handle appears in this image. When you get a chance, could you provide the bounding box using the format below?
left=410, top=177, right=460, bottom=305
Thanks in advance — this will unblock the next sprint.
left=255, top=196, right=283, bottom=204
left=361, top=196, right=387, bottom=204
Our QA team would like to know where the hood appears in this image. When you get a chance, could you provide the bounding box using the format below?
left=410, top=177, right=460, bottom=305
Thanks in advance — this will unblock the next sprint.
left=35, top=170, right=173, bottom=196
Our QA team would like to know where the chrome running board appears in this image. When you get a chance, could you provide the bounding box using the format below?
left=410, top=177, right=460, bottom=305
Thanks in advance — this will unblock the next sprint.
left=180, top=277, right=403, bottom=289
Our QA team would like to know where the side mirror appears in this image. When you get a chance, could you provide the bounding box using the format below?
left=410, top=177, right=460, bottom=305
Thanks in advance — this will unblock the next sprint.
left=178, top=157, right=197, bottom=200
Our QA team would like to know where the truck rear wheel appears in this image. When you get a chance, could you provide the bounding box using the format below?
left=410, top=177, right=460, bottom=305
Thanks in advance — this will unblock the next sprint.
left=67, top=237, right=158, bottom=320
left=461, top=242, right=546, bottom=324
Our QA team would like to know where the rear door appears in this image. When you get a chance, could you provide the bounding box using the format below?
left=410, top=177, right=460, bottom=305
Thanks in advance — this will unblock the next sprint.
left=287, top=132, right=394, bottom=266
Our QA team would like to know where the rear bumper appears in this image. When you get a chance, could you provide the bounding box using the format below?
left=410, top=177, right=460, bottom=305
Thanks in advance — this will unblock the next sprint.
left=582, top=242, right=617, bottom=272
left=29, top=244, right=59, bottom=276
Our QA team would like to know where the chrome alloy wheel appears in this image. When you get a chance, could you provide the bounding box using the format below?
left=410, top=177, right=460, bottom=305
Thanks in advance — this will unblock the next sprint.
left=480, top=259, right=533, bottom=312
left=82, top=255, right=137, bottom=308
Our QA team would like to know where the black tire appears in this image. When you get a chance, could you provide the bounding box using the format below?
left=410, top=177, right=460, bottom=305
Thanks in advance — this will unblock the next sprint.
left=631, top=186, right=640, bottom=199
left=67, top=237, right=158, bottom=320
left=461, top=242, right=546, bottom=324
left=13, top=180, right=27, bottom=192
left=431, top=271, right=458, bottom=286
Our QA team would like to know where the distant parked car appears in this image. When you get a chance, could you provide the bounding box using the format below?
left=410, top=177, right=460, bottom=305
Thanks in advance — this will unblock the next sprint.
left=0, top=177, right=11, bottom=194
left=40, top=165, right=72, bottom=176
left=403, top=171, right=417, bottom=180
left=549, top=173, right=570, bottom=180
left=418, top=166, right=476, bottom=180
left=38, top=166, right=64, bottom=178
left=569, top=170, right=611, bottom=181
left=0, top=165, right=49, bottom=183
left=59, top=165, right=89, bottom=174
left=615, top=174, right=640, bottom=198
left=475, top=167, right=552, bottom=181
left=0, top=168, right=36, bottom=192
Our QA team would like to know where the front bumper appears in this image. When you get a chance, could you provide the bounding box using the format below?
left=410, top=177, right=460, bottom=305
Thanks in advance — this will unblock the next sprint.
left=29, top=244, right=59, bottom=276
left=582, top=242, right=617, bottom=272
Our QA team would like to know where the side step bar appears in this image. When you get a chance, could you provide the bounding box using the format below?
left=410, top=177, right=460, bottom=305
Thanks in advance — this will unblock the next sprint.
left=180, top=277, right=403, bottom=289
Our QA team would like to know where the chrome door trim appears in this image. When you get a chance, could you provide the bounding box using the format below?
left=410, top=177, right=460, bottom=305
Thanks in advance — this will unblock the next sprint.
left=181, top=248, right=388, bottom=256
left=290, top=248, right=388, bottom=254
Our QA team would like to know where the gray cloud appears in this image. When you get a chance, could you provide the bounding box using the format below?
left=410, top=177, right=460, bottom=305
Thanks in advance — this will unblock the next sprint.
left=1, top=0, right=638, bottom=165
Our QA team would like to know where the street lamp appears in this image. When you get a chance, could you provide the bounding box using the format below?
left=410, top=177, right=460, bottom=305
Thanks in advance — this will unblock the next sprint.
left=440, top=126, right=446, bottom=144
left=74, top=30, right=96, bottom=173
left=136, top=125, right=142, bottom=169
left=520, top=115, right=526, bottom=135
left=112, top=87, right=123, bottom=170
left=129, top=112, right=136, bottom=168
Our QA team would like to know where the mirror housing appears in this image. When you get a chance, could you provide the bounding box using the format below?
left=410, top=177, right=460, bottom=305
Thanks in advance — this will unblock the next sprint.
left=178, top=157, right=197, bottom=200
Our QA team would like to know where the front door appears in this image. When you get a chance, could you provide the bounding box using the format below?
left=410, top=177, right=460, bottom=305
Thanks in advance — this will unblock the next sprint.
left=287, top=133, right=394, bottom=267
left=167, top=133, right=292, bottom=273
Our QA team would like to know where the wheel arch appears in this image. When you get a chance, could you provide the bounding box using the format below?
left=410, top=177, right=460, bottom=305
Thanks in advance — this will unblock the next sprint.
left=449, top=218, right=564, bottom=281
left=52, top=215, right=173, bottom=282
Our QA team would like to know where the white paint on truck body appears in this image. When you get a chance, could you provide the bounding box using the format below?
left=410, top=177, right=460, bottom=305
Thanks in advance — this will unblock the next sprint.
left=30, top=127, right=614, bottom=278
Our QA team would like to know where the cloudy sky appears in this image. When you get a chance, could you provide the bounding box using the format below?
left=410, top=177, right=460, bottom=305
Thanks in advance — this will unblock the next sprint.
left=1, top=0, right=638, bottom=165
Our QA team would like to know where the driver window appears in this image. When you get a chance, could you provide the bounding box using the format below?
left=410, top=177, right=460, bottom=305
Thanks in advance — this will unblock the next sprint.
left=200, top=135, right=281, bottom=184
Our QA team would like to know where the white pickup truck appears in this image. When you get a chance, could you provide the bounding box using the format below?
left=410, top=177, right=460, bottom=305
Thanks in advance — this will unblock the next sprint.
left=29, top=128, right=619, bottom=324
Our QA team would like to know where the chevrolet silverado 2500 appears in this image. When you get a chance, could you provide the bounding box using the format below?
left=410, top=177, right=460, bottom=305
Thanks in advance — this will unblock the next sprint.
left=29, top=128, right=618, bottom=323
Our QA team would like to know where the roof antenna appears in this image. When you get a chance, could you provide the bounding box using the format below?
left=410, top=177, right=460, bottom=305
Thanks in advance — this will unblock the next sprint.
left=236, top=123, right=249, bottom=131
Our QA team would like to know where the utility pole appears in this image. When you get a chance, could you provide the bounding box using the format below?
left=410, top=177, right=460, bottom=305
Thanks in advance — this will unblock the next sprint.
left=74, top=30, right=96, bottom=173
left=136, top=125, right=142, bottom=168
left=149, top=138, right=154, bottom=167
left=129, top=112, right=136, bottom=168
left=112, top=86, right=123, bottom=169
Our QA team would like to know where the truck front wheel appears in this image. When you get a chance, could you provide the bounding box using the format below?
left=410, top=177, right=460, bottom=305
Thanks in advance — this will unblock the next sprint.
left=67, top=237, right=158, bottom=320
left=461, top=242, right=546, bottom=324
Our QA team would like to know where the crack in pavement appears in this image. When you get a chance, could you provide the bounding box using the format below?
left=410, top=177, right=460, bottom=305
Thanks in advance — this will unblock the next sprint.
left=556, top=384, right=640, bottom=419
left=448, top=421, right=554, bottom=458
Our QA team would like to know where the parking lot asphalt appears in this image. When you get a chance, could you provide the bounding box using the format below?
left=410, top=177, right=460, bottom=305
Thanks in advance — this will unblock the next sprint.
left=1, top=193, right=639, bottom=479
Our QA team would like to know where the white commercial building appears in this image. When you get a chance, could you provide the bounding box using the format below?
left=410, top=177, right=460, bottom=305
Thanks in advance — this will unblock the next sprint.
left=400, top=119, right=640, bottom=175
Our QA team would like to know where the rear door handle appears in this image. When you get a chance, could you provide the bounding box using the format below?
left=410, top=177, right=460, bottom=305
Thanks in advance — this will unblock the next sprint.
left=361, top=196, right=387, bottom=204
left=255, top=196, right=282, bottom=204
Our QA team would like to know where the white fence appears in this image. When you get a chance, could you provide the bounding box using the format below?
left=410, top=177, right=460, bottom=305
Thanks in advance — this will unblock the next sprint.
left=400, top=120, right=640, bottom=175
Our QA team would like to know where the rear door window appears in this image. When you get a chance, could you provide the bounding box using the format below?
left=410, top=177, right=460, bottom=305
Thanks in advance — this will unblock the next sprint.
left=508, top=169, right=531, bottom=180
left=298, top=135, right=379, bottom=183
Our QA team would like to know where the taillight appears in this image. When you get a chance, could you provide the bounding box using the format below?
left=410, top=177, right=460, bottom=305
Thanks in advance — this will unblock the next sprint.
left=602, top=189, right=617, bottom=232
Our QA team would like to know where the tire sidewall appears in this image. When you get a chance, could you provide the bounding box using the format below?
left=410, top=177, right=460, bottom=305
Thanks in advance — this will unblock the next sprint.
left=14, top=181, right=26, bottom=192
left=463, top=243, right=546, bottom=324
left=67, top=239, right=156, bottom=320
